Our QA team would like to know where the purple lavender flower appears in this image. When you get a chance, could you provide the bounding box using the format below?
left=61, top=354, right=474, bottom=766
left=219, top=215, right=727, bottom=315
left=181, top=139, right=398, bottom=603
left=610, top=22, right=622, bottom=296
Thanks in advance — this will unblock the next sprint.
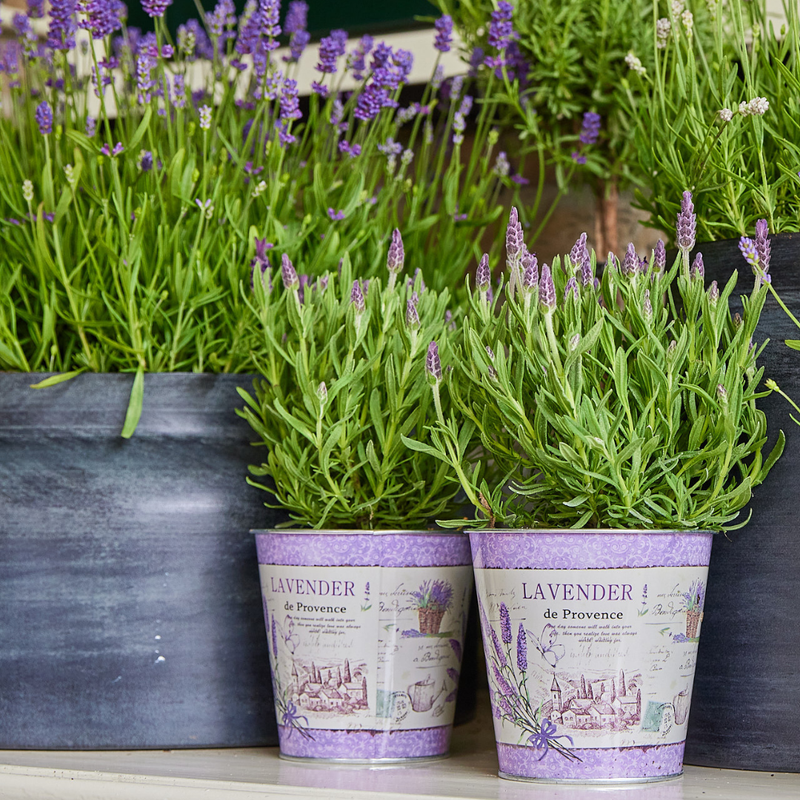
left=327, top=208, right=345, bottom=221
left=579, top=111, right=601, bottom=145
left=317, top=29, right=347, bottom=74
left=677, top=190, right=696, bottom=252
left=622, top=242, right=638, bottom=277
left=477, top=253, right=491, bottom=292
left=571, top=150, right=587, bottom=165
left=138, top=149, right=153, bottom=171
left=489, top=626, right=507, bottom=668
left=654, top=240, right=666, bottom=272
left=85, top=116, right=97, bottom=137
left=434, top=14, right=453, bottom=53
left=172, top=73, right=186, bottom=108
left=643, top=289, right=653, bottom=319
left=354, top=84, right=384, bottom=121
left=141, top=0, right=172, bottom=19
left=499, top=604, right=512, bottom=644
left=348, top=34, right=373, bottom=80
left=487, top=1, right=514, bottom=52
left=709, top=280, right=719, bottom=304
left=284, top=1, right=307, bottom=34
left=755, top=218, right=771, bottom=275
left=506, top=207, right=523, bottom=267
left=338, top=141, right=361, bottom=157
left=281, top=253, right=298, bottom=289
left=739, top=236, right=770, bottom=285
left=539, top=264, right=556, bottom=310
left=691, top=252, right=705, bottom=280
left=564, top=276, right=579, bottom=301
left=522, top=248, right=538, bottom=290
left=287, top=29, right=310, bottom=62
left=350, top=279, right=366, bottom=312
left=406, top=299, right=420, bottom=330
left=569, top=232, right=588, bottom=271
left=259, top=0, right=281, bottom=50
left=516, top=624, right=527, bottom=672
left=80, top=0, right=122, bottom=40
left=426, top=341, right=442, bottom=383
left=47, top=0, right=77, bottom=51
left=250, top=237, right=273, bottom=290
left=136, top=53, right=155, bottom=103
left=271, top=615, right=278, bottom=657
left=387, top=228, right=404, bottom=274
left=280, top=78, right=302, bottom=121
left=28, top=0, right=45, bottom=18
left=35, top=101, right=52, bottom=135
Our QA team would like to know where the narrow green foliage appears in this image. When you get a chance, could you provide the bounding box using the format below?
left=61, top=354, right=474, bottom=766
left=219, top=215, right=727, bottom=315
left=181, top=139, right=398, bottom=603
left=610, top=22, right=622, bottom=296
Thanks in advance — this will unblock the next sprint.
left=238, top=253, right=472, bottom=530
left=627, top=0, right=800, bottom=240
left=424, top=221, right=782, bottom=531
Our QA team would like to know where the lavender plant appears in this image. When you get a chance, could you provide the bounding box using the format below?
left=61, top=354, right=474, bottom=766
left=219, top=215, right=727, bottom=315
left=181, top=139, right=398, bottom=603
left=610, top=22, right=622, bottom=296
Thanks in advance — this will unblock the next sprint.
left=236, top=237, right=471, bottom=529
left=0, top=1, right=515, bottom=433
left=625, top=0, right=800, bottom=241
left=411, top=579, right=453, bottom=611
left=409, top=197, right=785, bottom=530
left=438, top=0, right=690, bottom=254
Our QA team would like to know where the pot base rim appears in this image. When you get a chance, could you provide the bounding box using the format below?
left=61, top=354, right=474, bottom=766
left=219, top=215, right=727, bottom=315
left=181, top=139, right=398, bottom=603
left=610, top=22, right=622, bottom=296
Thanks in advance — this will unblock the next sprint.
left=278, top=753, right=449, bottom=767
left=497, top=769, right=683, bottom=785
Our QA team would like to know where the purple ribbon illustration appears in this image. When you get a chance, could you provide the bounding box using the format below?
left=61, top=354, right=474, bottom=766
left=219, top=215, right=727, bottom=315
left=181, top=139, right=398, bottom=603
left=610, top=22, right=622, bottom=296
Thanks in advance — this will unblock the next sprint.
left=528, top=719, right=574, bottom=761
left=281, top=701, right=309, bottom=737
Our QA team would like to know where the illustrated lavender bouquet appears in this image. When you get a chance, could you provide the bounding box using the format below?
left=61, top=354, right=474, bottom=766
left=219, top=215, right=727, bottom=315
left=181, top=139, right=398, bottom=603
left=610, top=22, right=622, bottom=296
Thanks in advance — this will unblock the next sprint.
left=408, top=195, right=785, bottom=530
left=625, top=0, right=800, bottom=241
left=412, top=579, right=453, bottom=634
left=237, top=232, right=475, bottom=529
left=0, top=0, right=515, bottom=433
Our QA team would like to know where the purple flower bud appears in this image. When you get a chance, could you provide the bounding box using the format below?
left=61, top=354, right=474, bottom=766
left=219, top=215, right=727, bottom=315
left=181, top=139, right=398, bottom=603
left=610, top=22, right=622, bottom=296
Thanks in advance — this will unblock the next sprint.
left=426, top=341, right=442, bottom=383
left=350, top=280, right=366, bottom=312
left=477, top=253, right=491, bottom=291
left=516, top=623, right=527, bottom=671
left=141, top=0, right=172, bottom=19
left=47, top=0, right=77, bottom=51
left=677, top=190, right=696, bottom=252
left=539, top=264, right=556, bottom=310
left=505, top=207, right=523, bottom=266
left=755, top=218, right=771, bottom=275
left=85, top=116, right=96, bottom=137
left=35, top=101, right=52, bottom=135
left=406, top=299, right=420, bottom=330
left=522, top=248, right=538, bottom=290
left=499, top=603, right=512, bottom=644
left=281, top=253, right=298, bottom=289
left=717, top=384, right=728, bottom=405
left=434, top=14, right=453, bottom=53
left=738, top=237, right=758, bottom=268
left=564, top=276, right=579, bottom=302
left=387, top=228, right=404, bottom=274
left=643, top=289, right=653, bottom=319
left=317, top=381, right=328, bottom=405
left=489, top=625, right=506, bottom=667
left=622, top=242, right=638, bottom=276
left=733, top=312, right=743, bottom=329
left=578, top=112, right=601, bottom=145
left=284, top=1, right=307, bottom=34
left=691, top=252, right=705, bottom=280
left=654, top=240, right=666, bottom=272
left=709, top=280, right=719, bottom=304
left=487, top=0, right=514, bottom=53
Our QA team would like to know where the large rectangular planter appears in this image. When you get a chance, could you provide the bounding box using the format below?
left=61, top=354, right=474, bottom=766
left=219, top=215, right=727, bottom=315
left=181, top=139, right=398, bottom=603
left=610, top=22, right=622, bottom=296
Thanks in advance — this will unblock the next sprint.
left=0, top=372, right=284, bottom=749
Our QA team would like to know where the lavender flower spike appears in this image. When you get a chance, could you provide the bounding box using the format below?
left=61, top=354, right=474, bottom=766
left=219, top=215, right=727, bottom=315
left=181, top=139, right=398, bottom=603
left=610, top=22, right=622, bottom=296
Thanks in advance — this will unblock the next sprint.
left=476, top=253, right=491, bottom=292
left=622, top=242, right=638, bottom=277
left=406, top=299, right=420, bottom=330
left=516, top=623, right=527, bottom=672
left=47, top=0, right=77, bottom=51
left=539, top=264, right=556, bottom=310
left=738, top=237, right=758, bottom=269
left=141, top=0, right=172, bottom=19
left=434, top=14, right=453, bottom=53
left=281, top=253, right=299, bottom=290
left=522, top=247, right=538, bottom=291
left=755, top=218, right=771, bottom=276
left=351, top=280, right=366, bottom=312
left=677, top=190, right=696, bottom=254
left=387, top=228, right=404, bottom=274
left=426, top=341, right=443, bottom=383
left=564, top=276, right=579, bottom=302
left=35, top=101, right=53, bottom=135
left=691, top=252, right=704, bottom=280
left=506, top=207, right=524, bottom=297
left=653, top=240, right=666, bottom=272
left=489, top=626, right=507, bottom=667
left=499, top=603, right=512, bottom=644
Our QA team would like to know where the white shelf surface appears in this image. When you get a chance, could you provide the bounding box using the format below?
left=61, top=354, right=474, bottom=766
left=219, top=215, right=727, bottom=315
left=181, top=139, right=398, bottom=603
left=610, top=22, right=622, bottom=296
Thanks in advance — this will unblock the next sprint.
left=0, top=705, right=798, bottom=800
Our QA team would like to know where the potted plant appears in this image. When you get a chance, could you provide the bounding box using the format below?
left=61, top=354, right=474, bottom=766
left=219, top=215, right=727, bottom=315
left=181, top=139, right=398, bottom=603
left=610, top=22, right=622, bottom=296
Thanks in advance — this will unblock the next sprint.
left=236, top=241, right=475, bottom=762
left=407, top=204, right=784, bottom=781
left=0, top=0, right=509, bottom=748
left=623, top=0, right=800, bottom=770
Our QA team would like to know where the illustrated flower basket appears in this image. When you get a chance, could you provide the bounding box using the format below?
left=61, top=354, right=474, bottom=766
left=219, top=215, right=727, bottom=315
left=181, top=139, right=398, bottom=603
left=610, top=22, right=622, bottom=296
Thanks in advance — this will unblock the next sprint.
left=414, top=580, right=454, bottom=635
left=418, top=607, right=447, bottom=635
left=685, top=610, right=702, bottom=640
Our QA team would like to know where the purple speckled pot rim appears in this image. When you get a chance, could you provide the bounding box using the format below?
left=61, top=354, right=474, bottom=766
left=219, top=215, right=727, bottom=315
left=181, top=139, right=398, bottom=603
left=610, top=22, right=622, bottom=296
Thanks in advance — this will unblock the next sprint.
left=467, top=528, right=716, bottom=536
left=251, top=529, right=468, bottom=536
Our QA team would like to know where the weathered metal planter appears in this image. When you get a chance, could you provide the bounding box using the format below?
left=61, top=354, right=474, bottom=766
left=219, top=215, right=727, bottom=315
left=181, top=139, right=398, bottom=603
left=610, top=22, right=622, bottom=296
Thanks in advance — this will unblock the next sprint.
left=680, top=234, right=800, bottom=772
left=471, top=529, right=713, bottom=783
left=255, top=529, right=473, bottom=763
left=0, top=372, right=283, bottom=749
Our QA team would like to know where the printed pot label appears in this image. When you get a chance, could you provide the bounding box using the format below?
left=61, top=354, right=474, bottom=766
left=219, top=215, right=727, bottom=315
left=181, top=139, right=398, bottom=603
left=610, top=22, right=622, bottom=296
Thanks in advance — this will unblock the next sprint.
left=259, top=564, right=472, bottom=736
left=475, top=565, right=708, bottom=754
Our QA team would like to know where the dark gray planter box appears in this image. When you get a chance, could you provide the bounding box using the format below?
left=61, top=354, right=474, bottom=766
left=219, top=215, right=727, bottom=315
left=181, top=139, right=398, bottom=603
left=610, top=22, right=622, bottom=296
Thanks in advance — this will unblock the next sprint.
left=680, top=234, right=800, bottom=772
left=0, top=372, right=283, bottom=749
